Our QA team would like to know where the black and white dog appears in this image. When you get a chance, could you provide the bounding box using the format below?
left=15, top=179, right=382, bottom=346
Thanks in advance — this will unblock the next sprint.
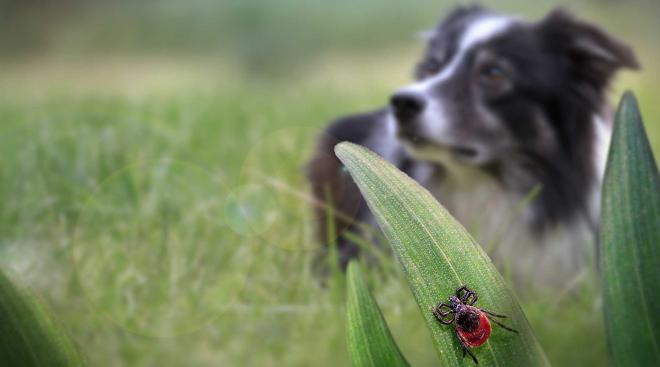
left=307, top=6, right=639, bottom=285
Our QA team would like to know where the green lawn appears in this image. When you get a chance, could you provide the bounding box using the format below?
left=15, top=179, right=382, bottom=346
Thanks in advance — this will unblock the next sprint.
left=0, top=44, right=658, bottom=366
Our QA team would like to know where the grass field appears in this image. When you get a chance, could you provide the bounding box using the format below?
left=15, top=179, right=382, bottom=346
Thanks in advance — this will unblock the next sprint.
left=1, top=1, right=659, bottom=366
left=1, top=52, right=656, bottom=366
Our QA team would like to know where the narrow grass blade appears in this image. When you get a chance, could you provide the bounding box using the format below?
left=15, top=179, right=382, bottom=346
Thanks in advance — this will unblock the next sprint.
left=0, top=270, right=85, bottom=366
left=600, top=91, right=660, bottom=366
left=346, top=261, right=409, bottom=367
left=336, top=142, right=550, bottom=366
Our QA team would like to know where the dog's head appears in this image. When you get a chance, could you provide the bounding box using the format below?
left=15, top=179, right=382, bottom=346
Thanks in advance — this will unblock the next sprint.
left=391, top=6, right=639, bottom=170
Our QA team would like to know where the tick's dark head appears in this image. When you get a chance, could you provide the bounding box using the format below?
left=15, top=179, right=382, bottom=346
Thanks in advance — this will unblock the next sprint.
left=449, top=295, right=462, bottom=309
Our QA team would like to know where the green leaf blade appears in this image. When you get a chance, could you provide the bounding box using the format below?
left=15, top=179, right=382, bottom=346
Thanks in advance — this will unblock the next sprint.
left=0, top=270, right=86, bottom=367
left=346, top=262, right=410, bottom=367
left=336, top=142, right=549, bottom=367
left=600, top=91, right=660, bottom=366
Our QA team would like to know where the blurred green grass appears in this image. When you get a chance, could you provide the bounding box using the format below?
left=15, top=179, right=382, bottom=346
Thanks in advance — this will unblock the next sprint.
left=0, top=0, right=659, bottom=366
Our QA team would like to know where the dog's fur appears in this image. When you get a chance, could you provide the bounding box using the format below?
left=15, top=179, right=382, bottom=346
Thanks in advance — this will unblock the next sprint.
left=307, top=6, right=639, bottom=285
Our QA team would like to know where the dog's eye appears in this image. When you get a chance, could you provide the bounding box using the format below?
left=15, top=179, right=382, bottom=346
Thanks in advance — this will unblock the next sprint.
left=479, top=65, right=508, bottom=83
left=421, top=59, right=443, bottom=77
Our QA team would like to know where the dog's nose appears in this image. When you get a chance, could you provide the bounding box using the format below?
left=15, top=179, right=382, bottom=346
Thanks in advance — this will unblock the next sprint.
left=390, top=92, right=426, bottom=123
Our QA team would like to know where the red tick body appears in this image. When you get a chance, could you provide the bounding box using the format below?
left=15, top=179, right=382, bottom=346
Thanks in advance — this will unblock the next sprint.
left=432, top=285, right=517, bottom=365
left=456, top=307, right=491, bottom=347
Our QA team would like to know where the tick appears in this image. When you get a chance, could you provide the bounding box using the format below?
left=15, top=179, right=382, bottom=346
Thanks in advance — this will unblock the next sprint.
left=432, top=285, right=518, bottom=364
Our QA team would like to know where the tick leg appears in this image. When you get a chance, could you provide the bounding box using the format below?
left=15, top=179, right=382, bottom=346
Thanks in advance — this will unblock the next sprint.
left=464, top=347, right=478, bottom=365
left=455, top=331, right=478, bottom=365
left=480, top=309, right=507, bottom=318
left=432, top=303, right=454, bottom=324
left=456, top=285, right=478, bottom=305
left=486, top=315, right=519, bottom=333
left=466, top=292, right=478, bottom=306
left=456, top=285, right=473, bottom=299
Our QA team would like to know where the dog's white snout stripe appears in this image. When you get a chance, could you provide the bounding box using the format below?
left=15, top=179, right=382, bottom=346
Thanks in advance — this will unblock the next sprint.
left=393, top=15, right=516, bottom=142
left=402, top=15, right=515, bottom=96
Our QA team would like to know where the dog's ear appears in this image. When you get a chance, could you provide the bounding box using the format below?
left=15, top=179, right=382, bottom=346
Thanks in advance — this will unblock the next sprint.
left=538, top=9, right=639, bottom=89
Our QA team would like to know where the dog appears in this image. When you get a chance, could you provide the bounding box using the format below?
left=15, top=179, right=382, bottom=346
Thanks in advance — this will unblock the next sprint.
left=306, top=6, right=639, bottom=286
